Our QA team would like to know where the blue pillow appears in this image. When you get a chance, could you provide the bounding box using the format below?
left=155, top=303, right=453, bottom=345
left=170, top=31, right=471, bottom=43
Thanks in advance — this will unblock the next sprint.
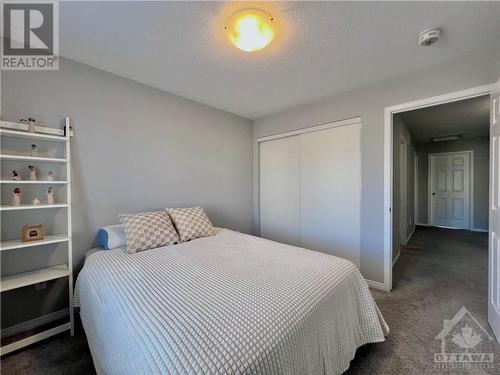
left=97, top=224, right=127, bottom=250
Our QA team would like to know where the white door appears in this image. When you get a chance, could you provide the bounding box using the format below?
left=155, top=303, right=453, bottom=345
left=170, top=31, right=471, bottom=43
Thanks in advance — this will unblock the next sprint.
left=430, top=152, right=470, bottom=229
left=259, top=136, right=300, bottom=246
left=489, top=79, right=500, bottom=343
left=300, top=124, right=361, bottom=266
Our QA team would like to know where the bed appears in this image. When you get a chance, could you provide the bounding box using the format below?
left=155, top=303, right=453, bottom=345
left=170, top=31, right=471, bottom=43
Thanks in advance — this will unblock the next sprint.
left=76, top=228, right=388, bottom=374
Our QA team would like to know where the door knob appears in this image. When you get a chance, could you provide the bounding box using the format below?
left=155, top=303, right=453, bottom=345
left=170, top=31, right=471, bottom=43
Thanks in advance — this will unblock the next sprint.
left=432, top=192, right=436, bottom=196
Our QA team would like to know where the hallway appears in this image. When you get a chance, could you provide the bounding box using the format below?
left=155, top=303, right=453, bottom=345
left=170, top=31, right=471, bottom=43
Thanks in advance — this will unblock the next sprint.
left=348, top=226, right=499, bottom=374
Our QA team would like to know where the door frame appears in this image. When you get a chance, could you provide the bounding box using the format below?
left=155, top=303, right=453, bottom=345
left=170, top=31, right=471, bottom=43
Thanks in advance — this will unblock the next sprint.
left=428, top=150, right=474, bottom=230
left=414, top=152, right=419, bottom=228
left=384, top=83, right=493, bottom=291
left=399, top=134, right=408, bottom=245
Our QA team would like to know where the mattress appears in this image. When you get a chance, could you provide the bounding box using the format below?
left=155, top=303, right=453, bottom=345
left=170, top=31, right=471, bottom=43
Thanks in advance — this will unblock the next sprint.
left=75, top=229, right=388, bottom=375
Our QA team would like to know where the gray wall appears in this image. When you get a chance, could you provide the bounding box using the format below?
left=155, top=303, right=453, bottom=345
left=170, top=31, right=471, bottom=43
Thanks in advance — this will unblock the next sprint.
left=392, top=116, right=415, bottom=260
left=1, top=58, right=253, bottom=327
left=253, top=46, right=499, bottom=283
left=416, top=136, right=490, bottom=230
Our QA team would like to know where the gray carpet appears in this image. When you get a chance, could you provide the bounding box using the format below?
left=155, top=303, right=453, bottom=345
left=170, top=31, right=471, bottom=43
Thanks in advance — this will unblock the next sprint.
left=1, top=227, right=498, bottom=374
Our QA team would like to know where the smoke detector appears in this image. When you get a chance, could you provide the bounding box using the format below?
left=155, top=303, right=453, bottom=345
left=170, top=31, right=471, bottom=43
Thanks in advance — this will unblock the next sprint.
left=418, top=27, right=441, bottom=47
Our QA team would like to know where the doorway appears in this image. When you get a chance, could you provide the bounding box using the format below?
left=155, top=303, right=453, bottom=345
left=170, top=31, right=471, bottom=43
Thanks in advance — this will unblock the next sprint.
left=385, top=81, right=500, bottom=343
left=391, top=95, right=489, bottom=274
left=384, top=84, right=494, bottom=292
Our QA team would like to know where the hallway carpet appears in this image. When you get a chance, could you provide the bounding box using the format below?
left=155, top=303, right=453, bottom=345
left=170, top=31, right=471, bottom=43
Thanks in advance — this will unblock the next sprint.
left=1, top=227, right=498, bottom=374
left=347, top=226, right=498, bottom=374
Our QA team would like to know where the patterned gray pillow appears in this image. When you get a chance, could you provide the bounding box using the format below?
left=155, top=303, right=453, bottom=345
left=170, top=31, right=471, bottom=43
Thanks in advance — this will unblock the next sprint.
left=119, top=211, right=180, bottom=254
left=167, top=207, right=215, bottom=242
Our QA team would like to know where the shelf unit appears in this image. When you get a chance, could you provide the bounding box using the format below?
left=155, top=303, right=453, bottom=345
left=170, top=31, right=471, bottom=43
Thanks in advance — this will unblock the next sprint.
left=0, top=128, right=68, bottom=142
left=0, top=119, right=74, bottom=356
left=0, top=180, right=69, bottom=184
left=1, top=264, right=70, bottom=292
left=0, top=203, right=69, bottom=211
left=0, top=154, right=68, bottom=163
left=1, top=235, right=69, bottom=251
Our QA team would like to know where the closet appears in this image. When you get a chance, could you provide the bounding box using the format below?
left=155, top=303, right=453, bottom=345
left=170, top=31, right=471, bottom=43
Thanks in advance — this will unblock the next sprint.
left=259, top=118, right=361, bottom=266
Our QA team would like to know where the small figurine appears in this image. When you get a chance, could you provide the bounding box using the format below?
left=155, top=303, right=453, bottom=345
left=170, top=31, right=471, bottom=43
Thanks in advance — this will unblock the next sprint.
left=31, top=144, right=38, bottom=156
left=47, top=187, right=54, bottom=205
left=28, top=165, right=37, bottom=181
left=20, top=117, right=37, bottom=133
left=28, top=118, right=36, bottom=133
left=12, top=170, right=22, bottom=181
left=48, top=171, right=55, bottom=181
left=12, top=188, right=21, bottom=206
left=31, top=196, right=40, bottom=205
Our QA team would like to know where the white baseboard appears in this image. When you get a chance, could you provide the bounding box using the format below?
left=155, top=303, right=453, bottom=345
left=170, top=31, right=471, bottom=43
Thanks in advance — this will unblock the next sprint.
left=405, top=226, right=415, bottom=244
left=0, top=308, right=69, bottom=338
left=416, top=222, right=432, bottom=227
left=365, top=279, right=387, bottom=291
left=393, top=251, right=401, bottom=267
left=471, top=228, right=488, bottom=233
left=418, top=223, right=488, bottom=233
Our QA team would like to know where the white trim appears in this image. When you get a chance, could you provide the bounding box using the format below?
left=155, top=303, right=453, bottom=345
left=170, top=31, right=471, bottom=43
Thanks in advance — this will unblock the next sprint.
left=470, top=152, right=475, bottom=230
left=406, top=226, right=415, bottom=244
left=385, top=84, right=492, bottom=115
left=471, top=228, right=489, bottom=233
left=427, top=153, right=432, bottom=224
left=384, top=84, right=492, bottom=292
left=414, top=152, right=418, bottom=228
left=0, top=323, right=70, bottom=356
left=384, top=107, right=393, bottom=291
left=0, top=309, right=69, bottom=338
left=399, top=134, right=408, bottom=246
left=0, top=121, right=73, bottom=137
left=366, top=279, right=386, bottom=290
left=392, top=251, right=401, bottom=268
left=257, top=116, right=361, bottom=143
left=416, top=222, right=433, bottom=227
left=428, top=150, right=474, bottom=229
left=66, top=117, right=74, bottom=336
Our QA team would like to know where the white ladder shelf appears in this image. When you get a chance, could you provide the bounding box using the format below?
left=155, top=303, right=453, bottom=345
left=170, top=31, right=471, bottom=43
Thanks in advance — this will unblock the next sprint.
left=0, top=118, right=74, bottom=356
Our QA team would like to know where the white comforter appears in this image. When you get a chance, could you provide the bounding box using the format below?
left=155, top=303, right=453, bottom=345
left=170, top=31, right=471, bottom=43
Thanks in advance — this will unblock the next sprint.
left=76, top=229, right=388, bottom=375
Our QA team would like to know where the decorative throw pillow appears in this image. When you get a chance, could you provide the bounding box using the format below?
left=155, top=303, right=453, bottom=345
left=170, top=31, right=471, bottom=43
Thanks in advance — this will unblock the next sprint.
left=97, top=224, right=127, bottom=250
left=167, top=207, right=215, bottom=242
left=119, top=211, right=179, bottom=254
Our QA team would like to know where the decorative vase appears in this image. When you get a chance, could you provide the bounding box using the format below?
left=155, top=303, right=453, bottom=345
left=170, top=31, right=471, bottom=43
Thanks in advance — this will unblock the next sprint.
left=47, top=187, right=54, bottom=205
left=12, top=188, right=21, bottom=206
left=28, top=166, right=37, bottom=181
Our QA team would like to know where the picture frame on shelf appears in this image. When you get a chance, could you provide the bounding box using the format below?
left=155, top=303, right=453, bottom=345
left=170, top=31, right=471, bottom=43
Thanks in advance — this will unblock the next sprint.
left=22, top=224, right=45, bottom=242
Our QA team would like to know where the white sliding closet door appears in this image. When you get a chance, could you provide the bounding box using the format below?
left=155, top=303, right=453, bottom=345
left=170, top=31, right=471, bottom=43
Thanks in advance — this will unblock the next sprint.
left=300, top=124, right=361, bottom=266
left=259, top=136, right=300, bottom=246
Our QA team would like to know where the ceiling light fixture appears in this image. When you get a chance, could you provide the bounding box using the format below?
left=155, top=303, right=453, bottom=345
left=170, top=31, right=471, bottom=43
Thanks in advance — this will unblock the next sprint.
left=430, top=134, right=463, bottom=142
left=225, top=9, right=275, bottom=52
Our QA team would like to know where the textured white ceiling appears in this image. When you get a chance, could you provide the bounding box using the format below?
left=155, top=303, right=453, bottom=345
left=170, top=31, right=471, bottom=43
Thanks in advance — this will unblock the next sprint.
left=59, top=1, right=500, bottom=119
left=399, top=95, right=490, bottom=143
